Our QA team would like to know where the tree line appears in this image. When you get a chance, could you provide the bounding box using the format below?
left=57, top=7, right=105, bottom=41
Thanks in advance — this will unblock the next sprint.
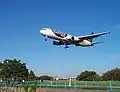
left=76, top=68, right=120, bottom=81
left=0, top=59, right=120, bottom=81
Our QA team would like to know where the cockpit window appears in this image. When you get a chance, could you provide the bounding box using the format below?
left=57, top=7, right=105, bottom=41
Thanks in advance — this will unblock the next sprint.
left=42, top=28, right=46, bottom=30
left=52, top=29, right=56, bottom=32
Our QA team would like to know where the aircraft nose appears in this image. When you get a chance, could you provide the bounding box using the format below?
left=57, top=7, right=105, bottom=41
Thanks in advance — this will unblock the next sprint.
left=40, top=29, right=45, bottom=35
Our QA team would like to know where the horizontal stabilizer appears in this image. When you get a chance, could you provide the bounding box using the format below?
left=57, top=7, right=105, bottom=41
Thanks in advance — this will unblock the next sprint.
left=78, top=31, right=110, bottom=41
left=91, top=41, right=104, bottom=45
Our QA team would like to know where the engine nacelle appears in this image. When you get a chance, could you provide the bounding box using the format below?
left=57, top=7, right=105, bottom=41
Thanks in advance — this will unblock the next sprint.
left=53, top=41, right=59, bottom=45
left=70, top=36, right=79, bottom=41
left=53, top=41, right=64, bottom=46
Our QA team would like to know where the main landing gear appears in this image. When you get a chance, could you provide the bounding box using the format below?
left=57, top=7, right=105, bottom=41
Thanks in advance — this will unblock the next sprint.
left=65, top=44, right=69, bottom=49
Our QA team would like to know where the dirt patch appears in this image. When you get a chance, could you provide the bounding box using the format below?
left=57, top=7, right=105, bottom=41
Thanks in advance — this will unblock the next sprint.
left=36, top=88, right=109, bottom=92
left=0, top=87, right=109, bottom=92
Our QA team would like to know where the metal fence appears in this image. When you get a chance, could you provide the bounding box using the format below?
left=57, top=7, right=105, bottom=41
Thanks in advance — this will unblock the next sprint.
left=0, top=81, right=120, bottom=90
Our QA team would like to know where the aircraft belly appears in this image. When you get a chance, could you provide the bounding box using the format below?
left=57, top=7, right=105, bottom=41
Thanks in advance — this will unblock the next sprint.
left=78, top=40, right=91, bottom=46
left=79, top=42, right=87, bottom=45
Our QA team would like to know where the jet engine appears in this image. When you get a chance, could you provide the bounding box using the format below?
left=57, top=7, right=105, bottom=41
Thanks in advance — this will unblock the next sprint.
left=67, top=36, right=79, bottom=41
left=53, top=41, right=64, bottom=46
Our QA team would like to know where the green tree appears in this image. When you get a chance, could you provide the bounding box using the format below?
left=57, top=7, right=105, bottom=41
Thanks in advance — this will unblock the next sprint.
left=0, top=62, right=2, bottom=79
left=102, top=68, right=120, bottom=81
left=76, top=70, right=99, bottom=81
left=28, top=70, right=36, bottom=81
left=0, top=59, right=29, bottom=81
left=94, top=76, right=103, bottom=81
left=38, top=75, right=53, bottom=80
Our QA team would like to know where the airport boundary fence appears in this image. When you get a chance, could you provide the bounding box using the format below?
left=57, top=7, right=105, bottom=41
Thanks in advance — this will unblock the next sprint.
left=0, top=81, right=120, bottom=90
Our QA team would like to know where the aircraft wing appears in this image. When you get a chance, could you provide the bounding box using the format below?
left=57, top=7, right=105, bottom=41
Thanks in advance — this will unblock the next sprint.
left=78, top=31, right=110, bottom=40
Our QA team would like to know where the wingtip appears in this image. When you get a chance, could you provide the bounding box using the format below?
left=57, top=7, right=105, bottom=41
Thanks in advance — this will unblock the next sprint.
left=105, top=31, right=110, bottom=34
left=108, top=31, right=111, bottom=34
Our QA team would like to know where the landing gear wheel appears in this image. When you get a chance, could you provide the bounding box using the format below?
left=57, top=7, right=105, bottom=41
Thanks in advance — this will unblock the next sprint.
left=45, top=39, right=47, bottom=41
left=65, top=46, right=69, bottom=49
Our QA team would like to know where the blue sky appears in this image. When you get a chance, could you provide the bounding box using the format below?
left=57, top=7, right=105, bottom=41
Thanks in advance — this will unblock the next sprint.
left=0, top=0, right=120, bottom=77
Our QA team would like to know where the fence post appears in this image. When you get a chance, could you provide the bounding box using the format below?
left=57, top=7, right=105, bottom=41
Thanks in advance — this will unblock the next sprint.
left=74, top=81, right=76, bottom=89
left=39, top=80, right=41, bottom=88
left=65, top=81, right=66, bottom=88
left=69, top=78, right=71, bottom=87
left=109, top=81, right=112, bottom=92
left=56, top=80, right=57, bottom=89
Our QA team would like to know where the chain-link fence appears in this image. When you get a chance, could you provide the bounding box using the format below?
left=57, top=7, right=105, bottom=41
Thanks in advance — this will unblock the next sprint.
left=0, top=81, right=120, bottom=91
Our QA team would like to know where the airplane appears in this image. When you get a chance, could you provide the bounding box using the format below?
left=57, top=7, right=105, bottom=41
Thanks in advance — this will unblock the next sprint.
left=40, top=28, right=110, bottom=48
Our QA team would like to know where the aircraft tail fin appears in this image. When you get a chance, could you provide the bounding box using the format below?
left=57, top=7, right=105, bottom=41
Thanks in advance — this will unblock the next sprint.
left=88, top=32, right=94, bottom=42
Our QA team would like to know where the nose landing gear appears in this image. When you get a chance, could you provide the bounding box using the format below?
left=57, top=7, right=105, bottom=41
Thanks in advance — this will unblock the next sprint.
left=45, top=39, right=47, bottom=41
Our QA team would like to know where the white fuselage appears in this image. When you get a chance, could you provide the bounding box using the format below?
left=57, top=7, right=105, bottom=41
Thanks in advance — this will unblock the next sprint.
left=40, top=28, right=92, bottom=46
